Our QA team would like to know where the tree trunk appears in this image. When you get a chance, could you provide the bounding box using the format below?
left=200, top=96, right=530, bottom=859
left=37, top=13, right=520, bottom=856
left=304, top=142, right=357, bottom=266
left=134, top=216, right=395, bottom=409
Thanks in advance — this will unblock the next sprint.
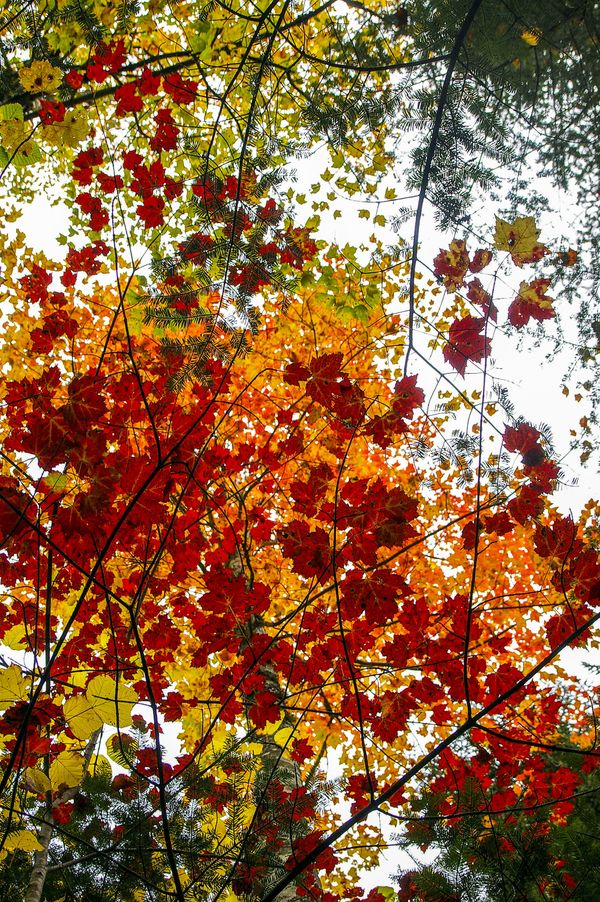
left=24, top=814, right=53, bottom=902
left=24, top=729, right=101, bottom=902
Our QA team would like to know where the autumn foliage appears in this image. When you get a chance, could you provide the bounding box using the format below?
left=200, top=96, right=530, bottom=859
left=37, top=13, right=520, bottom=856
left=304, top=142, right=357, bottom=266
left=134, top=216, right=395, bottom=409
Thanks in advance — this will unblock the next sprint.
left=0, top=2, right=599, bottom=901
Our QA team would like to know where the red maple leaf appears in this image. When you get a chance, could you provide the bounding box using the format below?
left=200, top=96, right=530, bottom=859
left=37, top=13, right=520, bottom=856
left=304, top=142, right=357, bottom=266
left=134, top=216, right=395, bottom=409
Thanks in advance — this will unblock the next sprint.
left=341, top=568, right=408, bottom=623
left=285, top=353, right=364, bottom=422
left=0, top=477, right=33, bottom=546
left=288, top=831, right=337, bottom=874
left=507, top=485, right=544, bottom=524
left=365, top=376, right=424, bottom=447
left=163, top=72, right=198, bottom=104
left=136, top=195, right=165, bottom=228
left=305, top=352, right=345, bottom=406
left=469, top=248, right=493, bottom=273
left=433, top=239, right=469, bottom=291
left=150, top=108, right=180, bottom=152
left=115, top=82, right=143, bottom=115
left=289, top=463, right=332, bottom=516
left=443, top=315, right=491, bottom=376
left=466, top=277, right=497, bottom=321
left=248, top=690, right=280, bottom=729
left=52, top=803, right=74, bottom=825
left=138, top=67, right=161, bottom=96
left=546, top=612, right=576, bottom=650
left=485, top=663, right=523, bottom=700
left=19, top=262, right=52, bottom=302
left=39, top=100, right=65, bottom=124
left=291, top=738, right=313, bottom=762
left=277, top=521, right=332, bottom=582
left=508, top=279, right=554, bottom=328
left=505, top=423, right=549, bottom=473
left=534, top=517, right=577, bottom=560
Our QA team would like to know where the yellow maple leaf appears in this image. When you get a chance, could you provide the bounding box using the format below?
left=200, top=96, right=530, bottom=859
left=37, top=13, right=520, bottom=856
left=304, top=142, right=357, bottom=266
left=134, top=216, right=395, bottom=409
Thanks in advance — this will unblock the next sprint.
left=18, top=60, right=62, bottom=93
left=0, top=664, right=30, bottom=709
left=517, top=279, right=554, bottom=310
left=42, top=109, right=89, bottom=148
left=494, top=215, right=548, bottom=266
left=1, top=623, right=27, bottom=650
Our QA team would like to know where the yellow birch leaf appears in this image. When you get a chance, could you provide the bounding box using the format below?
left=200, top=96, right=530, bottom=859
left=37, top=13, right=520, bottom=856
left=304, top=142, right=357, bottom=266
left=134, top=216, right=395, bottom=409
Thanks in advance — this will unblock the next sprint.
left=87, top=754, right=113, bottom=778
left=274, top=726, right=294, bottom=747
left=241, top=740, right=263, bottom=757
left=206, top=725, right=230, bottom=756
left=23, top=767, right=52, bottom=794
left=263, top=715, right=285, bottom=735
left=106, top=732, right=138, bottom=768
left=49, top=750, right=84, bottom=790
left=63, top=694, right=104, bottom=740
left=0, top=664, right=30, bottom=709
left=4, top=829, right=43, bottom=852
left=85, top=675, right=137, bottom=727
left=239, top=802, right=256, bottom=827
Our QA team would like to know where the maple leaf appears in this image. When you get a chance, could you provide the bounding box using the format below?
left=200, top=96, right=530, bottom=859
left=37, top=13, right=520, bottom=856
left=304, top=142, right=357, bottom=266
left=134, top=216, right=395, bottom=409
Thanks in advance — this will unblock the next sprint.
left=0, top=477, right=33, bottom=546
left=136, top=195, right=166, bottom=228
left=393, top=375, right=425, bottom=417
left=466, top=277, right=497, bottom=321
left=341, top=568, right=408, bottom=624
left=39, top=100, right=66, bottom=125
left=305, top=352, right=345, bottom=405
left=365, top=375, right=425, bottom=446
left=150, top=108, right=180, bottom=152
left=443, top=315, right=491, bottom=375
left=546, top=612, right=576, bottom=650
left=555, top=248, right=578, bottom=266
left=503, top=421, right=542, bottom=455
left=291, top=738, right=313, bottom=762
left=507, top=484, right=544, bottom=524
left=163, top=72, right=198, bottom=104
left=248, top=690, right=280, bottom=729
left=285, top=352, right=364, bottom=422
left=469, top=248, right=493, bottom=273
left=484, top=663, right=523, bottom=701
left=433, top=238, right=469, bottom=291
left=494, top=216, right=549, bottom=266
left=508, top=278, right=555, bottom=327
left=534, top=517, right=576, bottom=560
left=114, top=82, right=143, bottom=115
left=277, top=521, right=332, bottom=582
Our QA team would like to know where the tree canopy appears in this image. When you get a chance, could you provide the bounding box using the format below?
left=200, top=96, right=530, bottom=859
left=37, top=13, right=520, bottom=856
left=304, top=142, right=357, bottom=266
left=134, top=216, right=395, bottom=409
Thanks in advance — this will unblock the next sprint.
left=0, top=1, right=599, bottom=900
